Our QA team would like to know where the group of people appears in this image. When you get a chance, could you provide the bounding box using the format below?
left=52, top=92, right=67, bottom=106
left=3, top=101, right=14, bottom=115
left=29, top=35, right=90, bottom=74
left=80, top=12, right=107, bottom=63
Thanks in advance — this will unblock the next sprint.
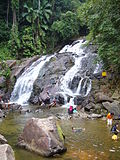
left=68, top=106, right=77, bottom=115
left=107, top=112, right=120, bottom=140
left=68, top=107, right=120, bottom=140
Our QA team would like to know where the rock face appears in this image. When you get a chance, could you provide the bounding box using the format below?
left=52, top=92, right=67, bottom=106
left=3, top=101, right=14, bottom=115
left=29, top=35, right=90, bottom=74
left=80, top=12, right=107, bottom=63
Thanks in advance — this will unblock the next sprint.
left=0, top=144, right=15, bottom=160
left=11, top=56, right=40, bottom=80
left=102, top=101, right=120, bottom=116
left=94, top=92, right=113, bottom=103
left=29, top=53, right=74, bottom=104
left=18, top=116, right=66, bottom=157
left=74, top=96, right=85, bottom=105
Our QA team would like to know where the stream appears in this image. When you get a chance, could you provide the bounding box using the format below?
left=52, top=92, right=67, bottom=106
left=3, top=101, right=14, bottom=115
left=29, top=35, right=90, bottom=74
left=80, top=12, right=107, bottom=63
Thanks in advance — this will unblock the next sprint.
left=0, top=107, right=120, bottom=160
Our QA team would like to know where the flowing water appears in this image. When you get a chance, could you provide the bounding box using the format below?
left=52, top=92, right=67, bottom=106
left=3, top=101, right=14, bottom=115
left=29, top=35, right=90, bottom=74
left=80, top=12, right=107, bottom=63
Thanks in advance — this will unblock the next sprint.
left=10, top=55, right=53, bottom=105
left=59, top=40, right=98, bottom=107
left=10, top=39, right=100, bottom=107
left=0, top=107, right=120, bottom=160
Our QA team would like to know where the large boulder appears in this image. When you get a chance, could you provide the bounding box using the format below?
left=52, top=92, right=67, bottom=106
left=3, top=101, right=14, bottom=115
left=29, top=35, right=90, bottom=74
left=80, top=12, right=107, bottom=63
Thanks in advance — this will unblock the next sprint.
left=94, top=92, right=113, bottom=103
left=102, top=100, right=120, bottom=116
left=0, top=144, right=15, bottom=160
left=17, top=117, right=66, bottom=157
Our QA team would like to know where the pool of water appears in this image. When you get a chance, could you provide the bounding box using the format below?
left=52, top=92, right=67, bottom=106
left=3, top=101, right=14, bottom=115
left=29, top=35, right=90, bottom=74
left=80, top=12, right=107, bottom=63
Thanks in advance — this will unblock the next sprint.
left=0, top=107, right=120, bottom=160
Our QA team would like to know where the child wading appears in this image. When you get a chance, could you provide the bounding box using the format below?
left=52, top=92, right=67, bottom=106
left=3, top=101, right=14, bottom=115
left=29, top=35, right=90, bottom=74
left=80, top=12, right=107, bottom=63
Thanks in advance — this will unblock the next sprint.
left=111, top=123, right=119, bottom=140
left=107, top=112, right=114, bottom=125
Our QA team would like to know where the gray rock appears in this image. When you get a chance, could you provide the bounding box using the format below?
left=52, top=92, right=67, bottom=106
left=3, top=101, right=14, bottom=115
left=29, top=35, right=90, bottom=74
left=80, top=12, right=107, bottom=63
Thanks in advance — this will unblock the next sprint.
left=74, top=96, right=84, bottom=105
left=102, top=101, right=120, bottom=116
left=0, top=76, right=6, bottom=88
left=95, top=92, right=113, bottom=103
left=12, top=56, right=40, bottom=79
left=0, top=144, right=15, bottom=160
left=84, top=102, right=96, bottom=111
left=0, top=134, right=7, bottom=144
left=112, top=90, right=120, bottom=100
left=30, top=52, right=74, bottom=105
left=87, top=114, right=102, bottom=119
left=17, top=117, right=66, bottom=157
left=68, top=76, right=81, bottom=92
left=40, top=92, right=50, bottom=104
left=55, top=93, right=65, bottom=105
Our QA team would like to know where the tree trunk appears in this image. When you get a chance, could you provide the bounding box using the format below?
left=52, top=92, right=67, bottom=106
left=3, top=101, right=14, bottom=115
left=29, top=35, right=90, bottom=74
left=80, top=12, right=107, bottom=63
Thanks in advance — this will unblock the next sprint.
left=13, top=8, right=17, bottom=27
left=6, top=0, right=9, bottom=27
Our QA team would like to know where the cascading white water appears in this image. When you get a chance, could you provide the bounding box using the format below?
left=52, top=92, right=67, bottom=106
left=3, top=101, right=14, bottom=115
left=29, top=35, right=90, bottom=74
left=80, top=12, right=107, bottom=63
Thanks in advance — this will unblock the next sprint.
left=59, top=40, right=92, bottom=107
left=10, top=55, right=53, bottom=105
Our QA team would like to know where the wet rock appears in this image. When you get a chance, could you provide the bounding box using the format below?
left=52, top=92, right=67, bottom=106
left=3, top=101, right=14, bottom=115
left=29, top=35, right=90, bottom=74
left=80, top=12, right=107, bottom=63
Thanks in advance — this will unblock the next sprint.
left=30, top=52, right=74, bottom=104
left=12, top=56, right=40, bottom=79
left=74, top=96, right=84, bottom=105
left=40, top=92, right=50, bottom=104
left=0, top=144, right=15, bottom=160
left=102, top=100, right=120, bottom=116
left=0, top=134, right=8, bottom=144
left=84, top=102, right=96, bottom=112
left=94, top=92, right=113, bottom=103
left=18, top=117, right=66, bottom=157
left=68, top=76, right=81, bottom=92
left=9, top=103, right=22, bottom=111
left=20, top=109, right=31, bottom=114
left=87, top=113, right=102, bottom=119
left=29, top=96, right=39, bottom=105
left=55, top=93, right=65, bottom=105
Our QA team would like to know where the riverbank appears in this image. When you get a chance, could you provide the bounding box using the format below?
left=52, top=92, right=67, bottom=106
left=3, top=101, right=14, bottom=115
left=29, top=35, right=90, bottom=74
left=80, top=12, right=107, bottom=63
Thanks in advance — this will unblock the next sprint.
left=0, top=107, right=120, bottom=160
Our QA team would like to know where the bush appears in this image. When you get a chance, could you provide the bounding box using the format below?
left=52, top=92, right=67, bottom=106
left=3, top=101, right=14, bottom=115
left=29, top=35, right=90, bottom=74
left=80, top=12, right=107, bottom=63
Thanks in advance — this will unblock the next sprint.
left=52, top=11, right=80, bottom=43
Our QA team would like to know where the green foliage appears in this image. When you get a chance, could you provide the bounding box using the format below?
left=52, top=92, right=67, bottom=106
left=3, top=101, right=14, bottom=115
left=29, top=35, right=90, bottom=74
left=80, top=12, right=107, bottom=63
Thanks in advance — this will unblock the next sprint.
left=52, top=11, right=79, bottom=43
left=0, top=20, right=10, bottom=42
left=11, top=0, right=19, bottom=9
left=0, top=61, right=11, bottom=79
left=21, top=27, right=42, bottom=57
left=78, top=0, right=120, bottom=74
left=8, top=25, right=20, bottom=59
left=0, top=43, right=13, bottom=61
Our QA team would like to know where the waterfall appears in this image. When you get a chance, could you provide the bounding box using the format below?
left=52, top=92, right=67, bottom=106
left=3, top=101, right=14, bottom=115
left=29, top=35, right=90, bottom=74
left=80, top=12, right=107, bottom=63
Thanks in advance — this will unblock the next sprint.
left=59, top=40, right=93, bottom=107
left=10, top=55, right=53, bottom=105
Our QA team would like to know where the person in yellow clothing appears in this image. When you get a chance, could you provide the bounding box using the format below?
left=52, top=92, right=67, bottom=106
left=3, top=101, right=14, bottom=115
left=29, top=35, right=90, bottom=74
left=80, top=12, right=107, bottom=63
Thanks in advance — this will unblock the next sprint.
left=107, top=112, right=114, bottom=125
left=112, top=134, right=118, bottom=140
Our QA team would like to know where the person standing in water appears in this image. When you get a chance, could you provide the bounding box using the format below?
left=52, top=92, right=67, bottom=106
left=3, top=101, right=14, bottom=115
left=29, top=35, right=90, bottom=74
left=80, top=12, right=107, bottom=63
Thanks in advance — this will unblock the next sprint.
left=111, top=123, right=119, bottom=140
left=107, top=112, right=114, bottom=125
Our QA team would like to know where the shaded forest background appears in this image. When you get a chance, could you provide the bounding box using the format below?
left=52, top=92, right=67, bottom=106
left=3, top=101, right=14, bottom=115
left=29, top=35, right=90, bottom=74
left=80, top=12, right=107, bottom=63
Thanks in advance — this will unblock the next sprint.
left=0, top=0, right=120, bottom=75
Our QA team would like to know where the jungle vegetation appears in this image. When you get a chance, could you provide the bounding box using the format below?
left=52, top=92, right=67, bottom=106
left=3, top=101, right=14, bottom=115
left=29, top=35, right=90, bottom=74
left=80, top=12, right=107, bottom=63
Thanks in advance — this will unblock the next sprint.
left=0, top=0, right=120, bottom=74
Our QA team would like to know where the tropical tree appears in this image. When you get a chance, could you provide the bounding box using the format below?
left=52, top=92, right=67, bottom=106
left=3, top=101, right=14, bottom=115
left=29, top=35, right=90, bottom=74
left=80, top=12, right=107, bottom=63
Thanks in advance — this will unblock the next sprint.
left=22, top=0, right=52, bottom=42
